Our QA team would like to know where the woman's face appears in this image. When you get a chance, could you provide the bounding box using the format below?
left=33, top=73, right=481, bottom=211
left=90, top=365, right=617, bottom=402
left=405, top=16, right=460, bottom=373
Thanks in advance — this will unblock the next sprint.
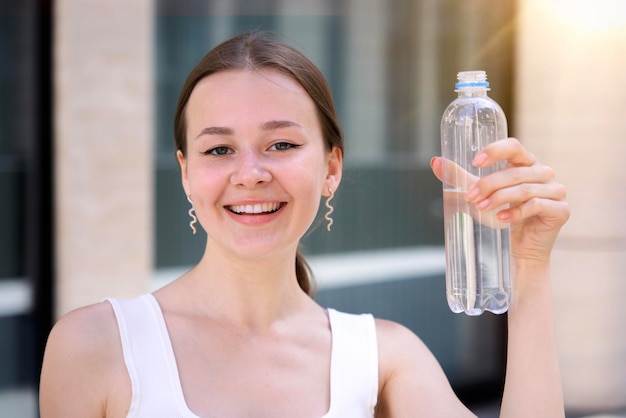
left=178, top=69, right=342, bottom=260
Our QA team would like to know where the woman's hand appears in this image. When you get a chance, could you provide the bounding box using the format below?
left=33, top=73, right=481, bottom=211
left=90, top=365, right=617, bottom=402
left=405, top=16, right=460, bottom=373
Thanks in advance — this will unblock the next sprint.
left=431, top=137, right=570, bottom=265
left=432, top=137, right=569, bottom=417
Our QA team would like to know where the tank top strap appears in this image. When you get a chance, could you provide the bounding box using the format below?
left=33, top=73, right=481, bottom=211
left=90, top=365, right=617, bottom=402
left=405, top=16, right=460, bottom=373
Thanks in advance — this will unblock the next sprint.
left=106, top=294, right=197, bottom=417
left=107, top=296, right=378, bottom=417
left=325, top=308, right=379, bottom=417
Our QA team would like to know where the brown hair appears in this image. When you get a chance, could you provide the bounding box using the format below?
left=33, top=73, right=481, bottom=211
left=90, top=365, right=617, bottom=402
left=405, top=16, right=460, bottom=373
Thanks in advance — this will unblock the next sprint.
left=173, top=31, right=344, bottom=296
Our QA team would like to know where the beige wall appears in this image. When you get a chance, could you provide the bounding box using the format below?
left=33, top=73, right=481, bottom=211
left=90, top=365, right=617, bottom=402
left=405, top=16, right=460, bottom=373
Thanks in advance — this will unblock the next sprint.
left=516, top=0, right=626, bottom=412
left=54, top=0, right=154, bottom=316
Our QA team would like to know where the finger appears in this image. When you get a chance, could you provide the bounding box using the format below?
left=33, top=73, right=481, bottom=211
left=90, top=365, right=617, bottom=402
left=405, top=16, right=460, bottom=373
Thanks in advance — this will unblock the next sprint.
left=466, top=164, right=557, bottom=203
left=497, top=197, right=571, bottom=227
left=431, top=156, right=478, bottom=190
left=473, top=181, right=567, bottom=213
left=473, top=138, right=537, bottom=168
left=430, top=156, right=443, bottom=182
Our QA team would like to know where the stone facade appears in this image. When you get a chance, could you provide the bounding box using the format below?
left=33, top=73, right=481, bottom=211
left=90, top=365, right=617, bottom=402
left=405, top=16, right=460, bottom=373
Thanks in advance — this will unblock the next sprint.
left=54, top=0, right=154, bottom=315
left=516, top=0, right=626, bottom=412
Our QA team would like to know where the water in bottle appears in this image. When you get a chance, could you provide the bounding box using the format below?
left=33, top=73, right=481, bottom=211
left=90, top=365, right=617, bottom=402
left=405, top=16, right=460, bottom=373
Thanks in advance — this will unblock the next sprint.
left=440, top=70, right=511, bottom=315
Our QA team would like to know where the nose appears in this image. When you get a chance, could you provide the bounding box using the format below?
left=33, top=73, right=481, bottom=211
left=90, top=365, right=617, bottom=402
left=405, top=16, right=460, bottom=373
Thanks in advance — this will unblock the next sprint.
left=230, top=149, right=272, bottom=188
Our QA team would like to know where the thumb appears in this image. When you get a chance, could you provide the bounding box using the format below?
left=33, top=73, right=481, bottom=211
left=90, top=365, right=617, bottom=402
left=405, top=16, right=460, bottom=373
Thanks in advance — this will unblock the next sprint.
left=431, top=157, right=477, bottom=190
left=430, top=156, right=444, bottom=182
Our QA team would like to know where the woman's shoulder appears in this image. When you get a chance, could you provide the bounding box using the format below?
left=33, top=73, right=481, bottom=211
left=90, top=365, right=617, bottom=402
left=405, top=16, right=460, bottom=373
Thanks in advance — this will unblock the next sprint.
left=40, top=301, right=129, bottom=417
left=373, top=317, right=475, bottom=417
left=374, top=317, right=444, bottom=389
left=47, top=301, right=119, bottom=353
left=374, top=317, right=436, bottom=366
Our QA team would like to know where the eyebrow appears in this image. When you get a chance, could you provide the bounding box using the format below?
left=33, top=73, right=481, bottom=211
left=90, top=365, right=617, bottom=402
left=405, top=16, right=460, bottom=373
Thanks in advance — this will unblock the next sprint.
left=195, top=120, right=302, bottom=139
left=195, top=126, right=234, bottom=138
left=260, top=120, right=302, bottom=131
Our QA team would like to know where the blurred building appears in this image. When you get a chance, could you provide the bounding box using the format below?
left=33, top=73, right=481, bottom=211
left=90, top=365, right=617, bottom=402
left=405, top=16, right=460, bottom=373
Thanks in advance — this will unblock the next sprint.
left=0, top=0, right=624, bottom=416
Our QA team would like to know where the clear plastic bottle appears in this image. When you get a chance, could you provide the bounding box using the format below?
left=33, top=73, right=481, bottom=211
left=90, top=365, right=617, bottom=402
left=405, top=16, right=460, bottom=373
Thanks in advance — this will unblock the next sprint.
left=440, top=70, right=511, bottom=315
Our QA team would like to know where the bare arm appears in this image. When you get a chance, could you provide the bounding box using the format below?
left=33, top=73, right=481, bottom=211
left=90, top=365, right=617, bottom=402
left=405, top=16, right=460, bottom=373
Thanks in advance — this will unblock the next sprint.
left=40, top=302, right=128, bottom=418
left=374, top=319, right=477, bottom=417
left=501, top=262, right=564, bottom=417
left=442, top=138, right=569, bottom=417
left=377, top=138, right=567, bottom=416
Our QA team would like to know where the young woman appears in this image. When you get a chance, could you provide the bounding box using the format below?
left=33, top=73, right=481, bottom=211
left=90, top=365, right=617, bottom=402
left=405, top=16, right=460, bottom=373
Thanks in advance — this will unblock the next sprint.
left=40, top=31, right=569, bottom=417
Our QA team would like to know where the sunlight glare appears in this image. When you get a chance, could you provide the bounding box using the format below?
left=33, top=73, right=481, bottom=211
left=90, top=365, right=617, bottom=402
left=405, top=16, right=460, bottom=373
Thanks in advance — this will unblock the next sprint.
left=547, top=0, right=626, bottom=32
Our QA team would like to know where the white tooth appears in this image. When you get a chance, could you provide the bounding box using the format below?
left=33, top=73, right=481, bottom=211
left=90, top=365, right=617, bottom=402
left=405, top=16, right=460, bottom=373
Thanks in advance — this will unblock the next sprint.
left=229, top=203, right=281, bottom=214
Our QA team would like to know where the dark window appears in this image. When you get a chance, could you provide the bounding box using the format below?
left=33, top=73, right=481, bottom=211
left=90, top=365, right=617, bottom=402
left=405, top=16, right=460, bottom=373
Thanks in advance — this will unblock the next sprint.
left=0, top=0, right=53, bottom=406
left=154, top=0, right=516, bottom=267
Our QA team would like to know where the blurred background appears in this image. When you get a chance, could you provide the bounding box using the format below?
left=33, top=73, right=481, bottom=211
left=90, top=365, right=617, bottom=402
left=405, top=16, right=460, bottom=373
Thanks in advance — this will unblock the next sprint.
left=0, top=0, right=625, bottom=416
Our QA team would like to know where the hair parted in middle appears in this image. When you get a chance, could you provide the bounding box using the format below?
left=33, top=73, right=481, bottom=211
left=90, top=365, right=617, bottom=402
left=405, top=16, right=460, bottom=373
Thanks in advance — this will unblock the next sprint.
left=172, top=31, right=345, bottom=297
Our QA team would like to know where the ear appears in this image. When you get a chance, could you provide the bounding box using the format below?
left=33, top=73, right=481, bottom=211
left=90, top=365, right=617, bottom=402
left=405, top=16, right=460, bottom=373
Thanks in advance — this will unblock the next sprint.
left=324, top=146, right=343, bottom=196
left=177, top=150, right=191, bottom=196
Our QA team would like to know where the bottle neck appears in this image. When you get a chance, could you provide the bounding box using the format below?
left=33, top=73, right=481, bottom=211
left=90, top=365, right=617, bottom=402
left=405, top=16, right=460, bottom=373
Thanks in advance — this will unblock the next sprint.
left=457, top=88, right=489, bottom=97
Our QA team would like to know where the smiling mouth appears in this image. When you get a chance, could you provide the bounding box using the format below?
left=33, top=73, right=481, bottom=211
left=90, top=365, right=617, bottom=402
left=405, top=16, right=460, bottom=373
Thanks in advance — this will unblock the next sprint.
left=227, top=202, right=285, bottom=215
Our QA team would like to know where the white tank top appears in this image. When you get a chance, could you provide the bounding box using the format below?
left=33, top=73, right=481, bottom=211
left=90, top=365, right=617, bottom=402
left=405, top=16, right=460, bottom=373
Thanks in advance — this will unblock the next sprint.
left=107, top=294, right=378, bottom=417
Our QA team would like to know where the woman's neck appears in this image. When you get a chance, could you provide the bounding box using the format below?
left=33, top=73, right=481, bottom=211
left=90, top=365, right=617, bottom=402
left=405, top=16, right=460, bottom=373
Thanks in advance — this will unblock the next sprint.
left=163, top=245, right=314, bottom=333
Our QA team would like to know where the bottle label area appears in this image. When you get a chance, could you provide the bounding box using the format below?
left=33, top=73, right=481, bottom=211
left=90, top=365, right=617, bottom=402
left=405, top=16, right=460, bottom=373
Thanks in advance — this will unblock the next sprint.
left=443, top=193, right=511, bottom=316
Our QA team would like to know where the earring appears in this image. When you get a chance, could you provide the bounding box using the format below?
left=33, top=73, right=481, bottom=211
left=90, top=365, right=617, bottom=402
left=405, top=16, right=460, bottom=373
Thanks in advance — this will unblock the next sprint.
left=324, top=187, right=334, bottom=232
left=186, top=194, right=197, bottom=235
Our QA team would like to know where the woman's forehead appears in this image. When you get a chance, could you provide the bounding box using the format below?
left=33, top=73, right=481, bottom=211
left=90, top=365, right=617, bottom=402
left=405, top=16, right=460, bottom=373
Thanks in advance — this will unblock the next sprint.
left=186, top=69, right=319, bottom=130
left=192, top=68, right=307, bottom=100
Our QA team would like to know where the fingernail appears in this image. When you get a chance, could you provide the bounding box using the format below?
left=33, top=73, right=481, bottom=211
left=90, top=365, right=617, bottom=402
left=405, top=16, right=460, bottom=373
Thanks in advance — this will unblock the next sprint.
left=466, top=187, right=479, bottom=201
left=430, top=156, right=439, bottom=168
left=477, top=199, right=490, bottom=210
left=472, top=152, right=488, bottom=166
left=497, top=211, right=511, bottom=222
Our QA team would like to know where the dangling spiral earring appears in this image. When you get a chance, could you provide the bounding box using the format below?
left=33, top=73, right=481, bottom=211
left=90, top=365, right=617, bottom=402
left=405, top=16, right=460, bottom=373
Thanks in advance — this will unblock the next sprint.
left=186, top=194, right=198, bottom=235
left=324, top=187, right=334, bottom=232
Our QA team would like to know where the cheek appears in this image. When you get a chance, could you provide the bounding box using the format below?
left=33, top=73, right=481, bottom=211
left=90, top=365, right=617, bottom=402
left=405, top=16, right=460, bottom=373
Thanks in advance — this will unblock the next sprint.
left=292, top=156, right=328, bottom=193
left=292, top=165, right=329, bottom=217
left=186, top=164, right=226, bottom=202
